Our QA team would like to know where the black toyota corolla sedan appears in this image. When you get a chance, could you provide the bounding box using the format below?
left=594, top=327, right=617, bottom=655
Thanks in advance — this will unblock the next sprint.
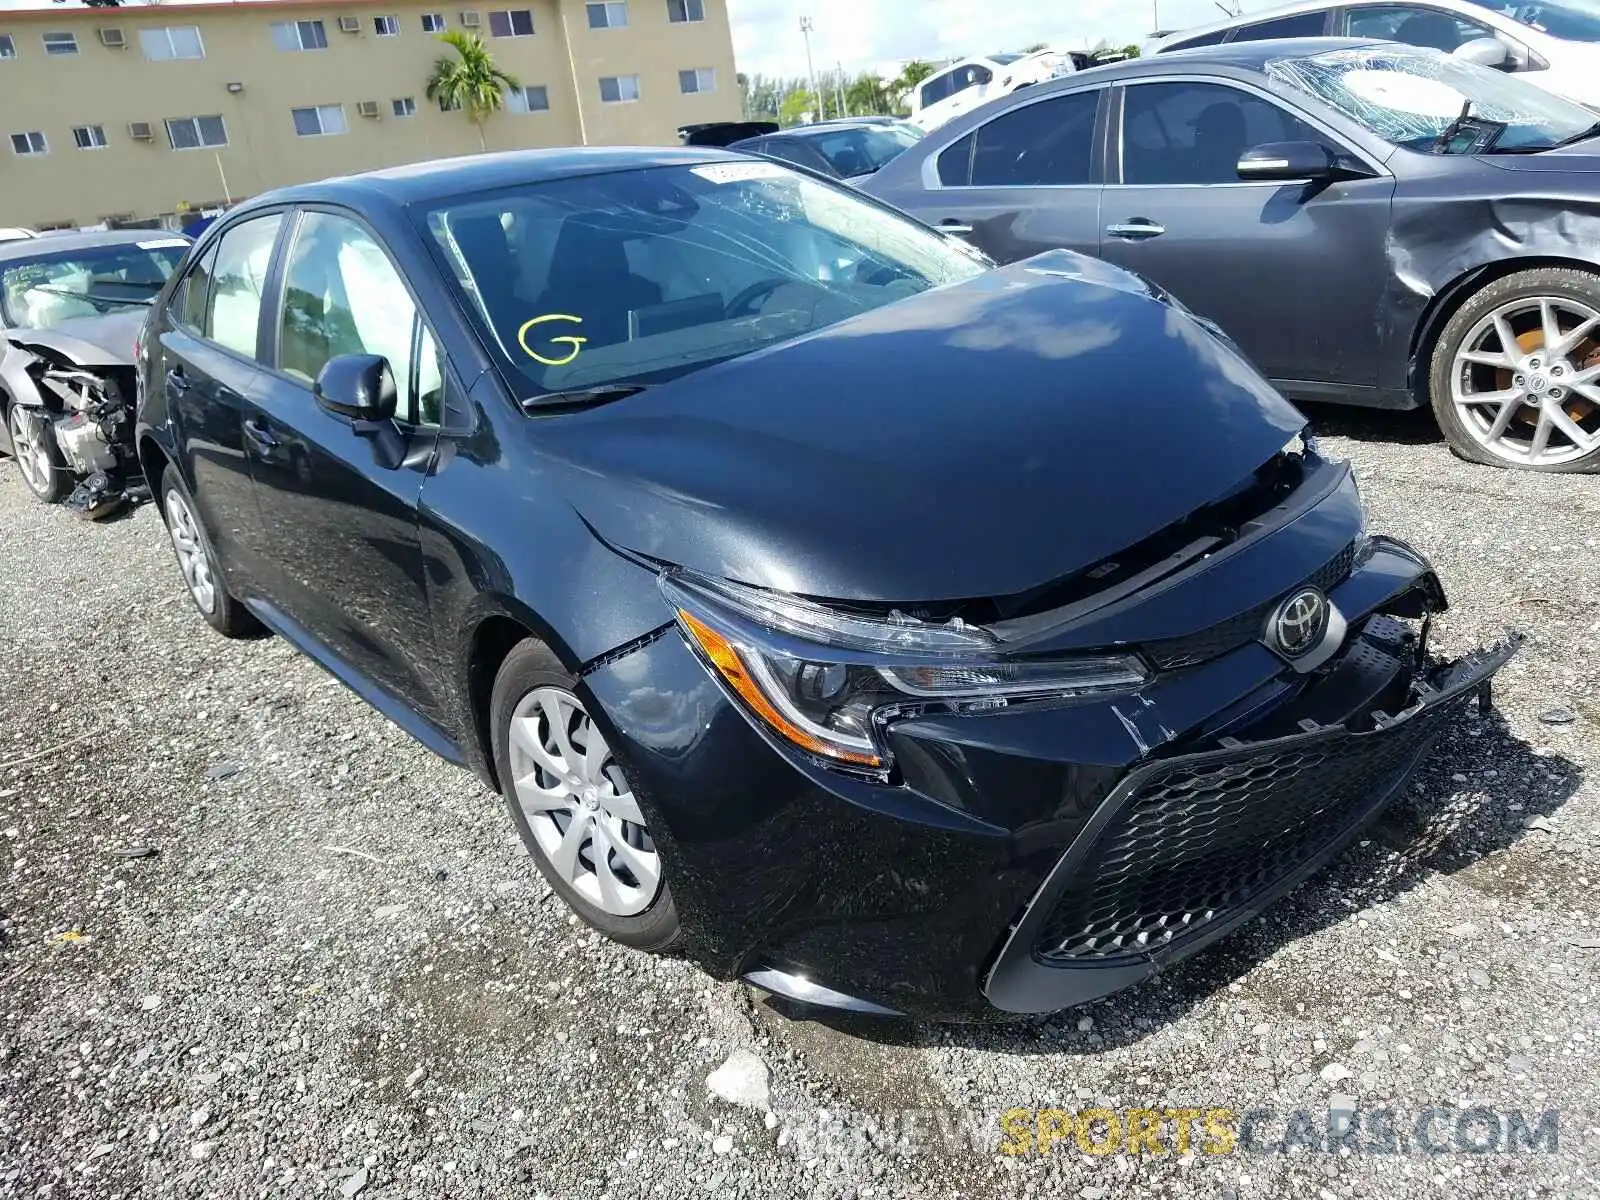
left=135, top=148, right=1515, bottom=1019
left=864, top=38, right=1600, bottom=473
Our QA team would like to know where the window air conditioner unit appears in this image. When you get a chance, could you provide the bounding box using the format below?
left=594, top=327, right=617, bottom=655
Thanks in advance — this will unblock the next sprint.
left=97, top=28, right=126, bottom=49
left=128, top=121, right=154, bottom=141
left=338, top=16, right=362, bottom=33
left=357, top=100, right=381, bottom=118
left=459, top=11, right=481, bottom=27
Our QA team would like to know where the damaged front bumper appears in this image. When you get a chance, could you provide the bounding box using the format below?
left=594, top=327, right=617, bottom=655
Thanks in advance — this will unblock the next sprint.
left=983, top=629, right=1520, bottom=1013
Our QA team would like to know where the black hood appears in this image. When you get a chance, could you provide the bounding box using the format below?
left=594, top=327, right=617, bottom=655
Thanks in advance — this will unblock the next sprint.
left=530, top=253, right=1306, bottom=603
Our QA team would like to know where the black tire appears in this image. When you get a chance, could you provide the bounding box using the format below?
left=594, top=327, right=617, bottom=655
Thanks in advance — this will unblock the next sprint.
left=490, top=639, right=682, bottom=952
left=156, top=465, right=264, bottom=638
left=5, top=401, right=72, bottom=503
left=1429, top=266, right=1600, bottom=472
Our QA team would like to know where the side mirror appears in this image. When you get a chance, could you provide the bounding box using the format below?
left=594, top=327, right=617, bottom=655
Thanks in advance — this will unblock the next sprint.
left=313, top=353, right=397, bottom=423
left=1454, top=36, right=1512, bottom=69
left=1236, top=140, right=1338, bottom=183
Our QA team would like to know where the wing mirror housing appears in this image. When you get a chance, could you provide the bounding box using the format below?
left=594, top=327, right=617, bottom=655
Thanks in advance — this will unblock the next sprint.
left=1454, top=36, right=1512, bottom=70
left=1236, top=140, right=1339, bottom=183
left=313, top=354, right=397, bottom=422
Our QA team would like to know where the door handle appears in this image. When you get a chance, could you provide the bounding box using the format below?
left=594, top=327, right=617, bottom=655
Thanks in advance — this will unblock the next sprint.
left=165, top=367, right=190, bottom=395
left=242, top=417, right=281, bottom=451
left=938, top=220, right=974, bottom=235
left=1106, top=219, right=1166, bottom=240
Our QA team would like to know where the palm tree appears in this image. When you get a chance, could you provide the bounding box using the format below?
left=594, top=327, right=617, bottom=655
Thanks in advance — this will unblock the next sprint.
left=426, top=30, right=521, bottom=152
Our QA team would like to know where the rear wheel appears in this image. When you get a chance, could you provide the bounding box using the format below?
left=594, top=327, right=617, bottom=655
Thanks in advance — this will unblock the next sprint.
left=1430, top=267, right=1600, bottom=471
left=491, top=640, right=681, bottom=951
left=157, top=466, right=262, bottom=638
left=6, top=403, right=70, bottom=503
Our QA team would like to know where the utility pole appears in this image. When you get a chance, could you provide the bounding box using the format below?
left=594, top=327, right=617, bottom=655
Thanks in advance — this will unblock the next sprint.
left=799, top=16, right=820, bottom=123
left=1153, top=0, right=1159, bottom=32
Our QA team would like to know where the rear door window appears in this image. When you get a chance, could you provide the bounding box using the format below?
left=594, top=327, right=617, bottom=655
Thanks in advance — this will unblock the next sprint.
left=1229, top=10, right=1333, bottom=41
left=969, top=90, right=1100, bottom=186
left=205, top=214, right=284, bottom=358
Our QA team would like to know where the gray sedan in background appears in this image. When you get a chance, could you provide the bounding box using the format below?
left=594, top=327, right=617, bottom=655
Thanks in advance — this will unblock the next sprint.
left=863, top=37, right=1600, bottom=472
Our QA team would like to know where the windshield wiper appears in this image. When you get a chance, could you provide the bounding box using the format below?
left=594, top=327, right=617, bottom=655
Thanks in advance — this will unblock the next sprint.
left=521, top=383, right=648, bottom=411
left=30, top=285, right=153, bottom=307
left=1432, top=100, right=1507, bottom=154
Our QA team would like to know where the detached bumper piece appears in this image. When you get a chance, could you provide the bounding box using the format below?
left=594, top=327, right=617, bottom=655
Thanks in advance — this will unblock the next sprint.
left=984, top=630, right=1520, bottom=1014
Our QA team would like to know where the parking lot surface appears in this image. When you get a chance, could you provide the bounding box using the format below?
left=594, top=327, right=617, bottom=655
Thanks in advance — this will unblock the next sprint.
left=1, top=409, right=1598, bottom=1200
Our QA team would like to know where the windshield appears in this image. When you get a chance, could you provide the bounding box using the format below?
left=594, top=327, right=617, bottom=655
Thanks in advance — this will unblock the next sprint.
left=420, top=161, right=987, bottom=401
left=1266, top=43, right=1599, bottom=151
left=806, top=125, right=924, bottom=177
left=0, top=239, right=189, bottom=329
left=1464, top=0, right=1600, bottom=41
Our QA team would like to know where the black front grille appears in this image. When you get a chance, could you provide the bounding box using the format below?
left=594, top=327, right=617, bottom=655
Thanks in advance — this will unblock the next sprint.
left=1032, top=690, right=1460, bottom=965
left=1145, top=543, right=1357, bottom=671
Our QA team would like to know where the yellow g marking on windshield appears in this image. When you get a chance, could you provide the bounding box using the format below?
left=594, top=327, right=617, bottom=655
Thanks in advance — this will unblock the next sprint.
left=518, top=313, right=587, bottom=366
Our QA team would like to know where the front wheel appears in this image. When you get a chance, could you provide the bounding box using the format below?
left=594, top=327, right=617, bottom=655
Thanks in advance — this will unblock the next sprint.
left=6, top=403, right=70, bottom=503
left=1430, top=267, right=1600, bottom=471
left=491, top=640, right=681, bottom=952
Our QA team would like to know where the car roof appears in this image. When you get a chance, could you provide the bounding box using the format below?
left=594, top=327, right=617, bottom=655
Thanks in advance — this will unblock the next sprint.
left=1155, top=0, right=1486, bottom=47
left=772, top=122, right=903, bottom=141
left=0, top=227, right=186, bottom=263
left=253, top=145, right=739, bottom=210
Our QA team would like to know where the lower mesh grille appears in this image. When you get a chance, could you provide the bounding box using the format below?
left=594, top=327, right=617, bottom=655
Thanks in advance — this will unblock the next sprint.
left=1032, top=691, right=1460, bottom=964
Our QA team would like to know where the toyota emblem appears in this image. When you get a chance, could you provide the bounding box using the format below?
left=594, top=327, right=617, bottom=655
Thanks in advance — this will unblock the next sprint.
left=1269, top=588, right=1330, bottom=659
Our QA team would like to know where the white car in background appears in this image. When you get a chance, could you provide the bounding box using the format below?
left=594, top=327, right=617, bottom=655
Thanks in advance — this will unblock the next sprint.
left=0, top=228, right=38, bottom=244
left=908, top=50, right=1087, bottom=130
left=1149, top=0, right=1600, bottom=108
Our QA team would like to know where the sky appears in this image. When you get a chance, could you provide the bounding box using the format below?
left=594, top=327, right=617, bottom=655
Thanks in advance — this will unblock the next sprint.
left=0, top=0, right=1262, bottom=79
left=727, top=0, right=1255, bottom=79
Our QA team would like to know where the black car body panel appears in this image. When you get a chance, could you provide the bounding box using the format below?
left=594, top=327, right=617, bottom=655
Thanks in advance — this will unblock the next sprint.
left=530, top=253, right=1304, bottom=603
left=135, top=148, right=1515, bottom=1018
left=863, top=36, right=1600, bottom=410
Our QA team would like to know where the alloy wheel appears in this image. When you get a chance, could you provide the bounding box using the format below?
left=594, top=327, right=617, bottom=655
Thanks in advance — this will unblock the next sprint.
left=164, top=489, right=217, bottom=614
left=1451, top=296, right=1600, bottom=467
left=7, top=406, right=53, bottom=497
left=508, top=686, right=660, bottom=917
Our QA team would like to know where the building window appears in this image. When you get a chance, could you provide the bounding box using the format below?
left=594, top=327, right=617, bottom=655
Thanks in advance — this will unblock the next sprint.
left=392, top=96, right=417, bottom=117
left=43, top=32, right=78, bottom=56
left=374, top=15, right=401, bottom=36
left=679, top=67, right=715, bottom=94
left=421, top=12, right=446, bottom=32
left=292, top=104, right=348, bottom=137
left=599, top=74, right=640, bottom=103
left=667, top=0, right=705, bottom=22
left=587, top=2, right=627, bottom=28
left=0, top=35, right=16, bottom=60
left=506, top=84, right=550, bottom=113
left=10, top=131, right=47, bottom=156
left=487, top=9, right=535, bottom=37
left=166, top=115, right=228, bottom=150
left=141, top=26, right=205, bottom=61
left=72, top=124, right=108, bottom=149
left=271, top=20, right=328, bottom=51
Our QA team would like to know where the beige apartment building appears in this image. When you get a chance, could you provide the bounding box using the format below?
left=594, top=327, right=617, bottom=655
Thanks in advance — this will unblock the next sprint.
left=0, top=0, right=740, bottom=229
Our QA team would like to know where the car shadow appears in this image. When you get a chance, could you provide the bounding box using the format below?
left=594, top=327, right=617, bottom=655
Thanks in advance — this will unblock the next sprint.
left=756, top=707, right=1582, bottom=1054
left=1300, top=400, right=1444, bottom=448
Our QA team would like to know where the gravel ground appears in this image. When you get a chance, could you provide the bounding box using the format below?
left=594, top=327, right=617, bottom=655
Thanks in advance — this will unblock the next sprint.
left=1, top=411, right=1598, bottom=1200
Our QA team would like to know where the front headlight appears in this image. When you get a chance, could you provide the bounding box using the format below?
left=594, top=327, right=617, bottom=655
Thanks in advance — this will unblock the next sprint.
left=662, top=572, right=1149, bottom=776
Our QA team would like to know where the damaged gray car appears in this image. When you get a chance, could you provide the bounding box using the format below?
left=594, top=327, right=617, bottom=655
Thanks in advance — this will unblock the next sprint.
left=0, top=230, right=190, bottom=517
left=864, top=37, right=1600, bottom=472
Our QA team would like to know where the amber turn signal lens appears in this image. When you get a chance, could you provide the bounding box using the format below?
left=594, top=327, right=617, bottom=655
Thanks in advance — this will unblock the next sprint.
left=677, top=609, right=884, bottom=768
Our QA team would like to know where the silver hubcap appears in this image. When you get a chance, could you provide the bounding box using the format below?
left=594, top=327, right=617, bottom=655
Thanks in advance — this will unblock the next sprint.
left=1452, top=296, right=1600, bottom=467
left=509, top=687, right=659, bottom=917
left=164, top=489, right=216, bottom=614
left=7, top=407, right=53, bottom=496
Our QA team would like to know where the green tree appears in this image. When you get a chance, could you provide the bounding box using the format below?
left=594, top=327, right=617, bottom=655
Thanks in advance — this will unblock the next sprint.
left=53, top=0, right=122, bottom=5
left=779, top=87, right=818, bottom=127
left=845, top=73, right=891, bottom=116
left=425, top=30, right=521, bottom=152
left=1121, top=43, right=1143, bottom=58
left=888, top=59, right=938, bottom=114
left=1022, top=42, right=1049, bottom=53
